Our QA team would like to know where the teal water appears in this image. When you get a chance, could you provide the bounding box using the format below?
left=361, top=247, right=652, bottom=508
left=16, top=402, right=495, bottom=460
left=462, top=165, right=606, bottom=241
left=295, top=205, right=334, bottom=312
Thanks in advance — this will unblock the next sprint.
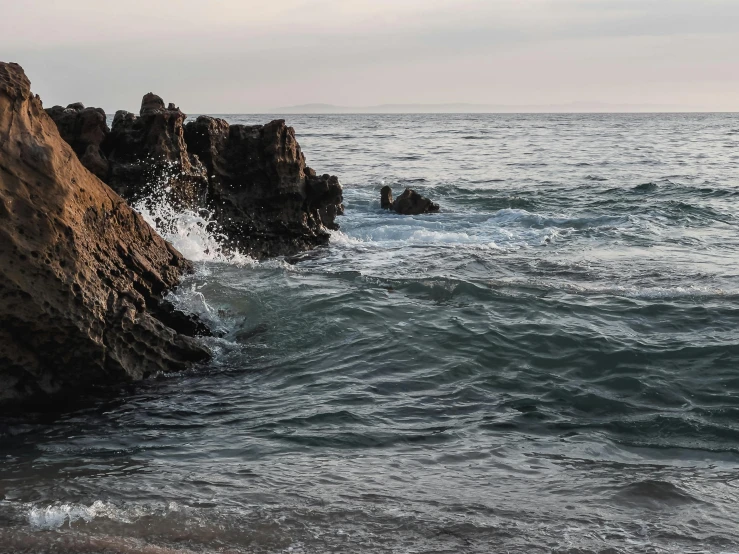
left=1, top=113, right=739, bottom=553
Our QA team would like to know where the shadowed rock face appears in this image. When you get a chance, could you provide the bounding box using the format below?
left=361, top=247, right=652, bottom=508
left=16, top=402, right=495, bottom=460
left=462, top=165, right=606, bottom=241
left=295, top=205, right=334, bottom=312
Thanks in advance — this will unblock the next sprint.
left=0, top=62, right=210, bottom=408
left=47, top=97, right=345, bottom=259
left=380, top=187, right=440, bottom=215
left=101, top=93, right=209, bottom=206
left=184, top=116, right=344, bottom=259
left=393, top=188, right=440, bottom=215
left=45, top=103, right=110, bottom=179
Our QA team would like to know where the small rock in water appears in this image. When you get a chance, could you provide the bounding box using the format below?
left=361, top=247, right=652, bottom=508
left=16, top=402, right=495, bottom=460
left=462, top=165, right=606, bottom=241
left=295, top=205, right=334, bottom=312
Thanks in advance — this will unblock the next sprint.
left=380, top=186, right=439, bottom=215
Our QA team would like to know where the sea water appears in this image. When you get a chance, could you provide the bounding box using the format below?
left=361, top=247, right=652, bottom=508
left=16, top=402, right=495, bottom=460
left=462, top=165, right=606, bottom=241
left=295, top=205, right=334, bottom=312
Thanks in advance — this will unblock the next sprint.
left=1, top=113, right=739, bottom=553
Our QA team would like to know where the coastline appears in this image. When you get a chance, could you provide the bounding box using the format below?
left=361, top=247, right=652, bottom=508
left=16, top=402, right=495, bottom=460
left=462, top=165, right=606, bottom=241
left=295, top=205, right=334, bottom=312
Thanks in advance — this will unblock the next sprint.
left=0, top=62, right=343, bottom=410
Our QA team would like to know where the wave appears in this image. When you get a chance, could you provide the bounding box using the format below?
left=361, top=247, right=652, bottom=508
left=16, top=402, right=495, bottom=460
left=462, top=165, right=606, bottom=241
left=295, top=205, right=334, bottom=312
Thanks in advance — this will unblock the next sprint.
left=392, top=155, right=422, bottom=161
left=330, top=228, right=507, bottom=250
left=576, top=283, right=732, bottom=299
left=496, top=278, right=735, bottom=299
left=486, top=208, right=630, bottom=230
left=131, top=173, right=252, bottom=267
left=505, top=162, right=548, bottom=167
left=329, top=204, right=647, bottom=256
left=633, top=182, right=659, bottom=192
left=612, top=480, right=702, bottom=508
left=633, top=182, right=739, bottom=200
left=27, top=500, right=164, bottom=530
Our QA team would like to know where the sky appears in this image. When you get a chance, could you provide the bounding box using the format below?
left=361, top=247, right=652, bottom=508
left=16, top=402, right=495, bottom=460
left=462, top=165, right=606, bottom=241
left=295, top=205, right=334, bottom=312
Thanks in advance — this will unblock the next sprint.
left=1, top=0, right=737, bottom=112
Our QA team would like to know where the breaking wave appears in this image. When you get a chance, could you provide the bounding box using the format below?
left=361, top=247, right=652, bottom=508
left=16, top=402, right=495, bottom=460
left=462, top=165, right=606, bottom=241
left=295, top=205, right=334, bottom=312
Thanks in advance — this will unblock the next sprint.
left=131, top=177, right=252, bottom=267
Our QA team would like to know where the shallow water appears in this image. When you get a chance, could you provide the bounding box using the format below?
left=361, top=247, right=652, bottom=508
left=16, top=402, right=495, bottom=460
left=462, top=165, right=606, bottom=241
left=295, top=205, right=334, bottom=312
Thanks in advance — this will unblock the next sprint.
left=2, top=113, right=739, bottom=553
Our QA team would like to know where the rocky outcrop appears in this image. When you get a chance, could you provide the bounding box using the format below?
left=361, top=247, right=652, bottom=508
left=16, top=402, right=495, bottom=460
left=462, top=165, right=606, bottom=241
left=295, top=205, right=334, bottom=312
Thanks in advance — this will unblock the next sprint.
left=184, top=116, right=344, bottom=258
left=45, top=103, right=110, bottom=180
left=102, top=94, right=208, bottom=206
left=0, top=62, right=210, bottom=408
left=380, top=186, right=439, bottom=215
left=46, top=93, right=345, bottom=259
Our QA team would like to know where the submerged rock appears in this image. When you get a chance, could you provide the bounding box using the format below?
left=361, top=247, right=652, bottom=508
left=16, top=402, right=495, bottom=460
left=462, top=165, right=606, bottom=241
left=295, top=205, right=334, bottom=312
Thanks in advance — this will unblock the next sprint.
left=381, top=187, right=440, bottom=215
left=0, top=62, right=210, bottom=408
left=45, top=102, right=110, bottom=179
left=184, top=116, right=344, bottom=259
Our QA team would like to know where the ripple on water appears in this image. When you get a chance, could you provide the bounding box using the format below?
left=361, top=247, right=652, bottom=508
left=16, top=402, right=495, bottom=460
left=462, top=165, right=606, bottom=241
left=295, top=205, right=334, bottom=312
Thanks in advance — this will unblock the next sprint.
left=3, top=113, right=739, bottom=553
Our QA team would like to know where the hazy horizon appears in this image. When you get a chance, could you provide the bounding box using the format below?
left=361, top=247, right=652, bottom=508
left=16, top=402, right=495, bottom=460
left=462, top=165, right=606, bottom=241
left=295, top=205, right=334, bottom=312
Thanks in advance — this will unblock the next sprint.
left=1, top=0, right=737, bottom=113
left=263, top=101, right=724, bottom=114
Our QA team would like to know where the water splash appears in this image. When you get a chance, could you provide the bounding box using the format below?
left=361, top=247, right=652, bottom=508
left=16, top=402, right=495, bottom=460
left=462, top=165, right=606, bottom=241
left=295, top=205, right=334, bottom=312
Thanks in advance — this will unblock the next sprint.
left=127, top=167, right=254, bottom=333
left=131, top=165, right=253, bottom=267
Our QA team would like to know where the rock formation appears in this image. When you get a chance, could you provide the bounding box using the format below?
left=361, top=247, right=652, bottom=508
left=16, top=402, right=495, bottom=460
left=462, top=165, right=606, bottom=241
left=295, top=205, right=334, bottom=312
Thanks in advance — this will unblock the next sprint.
left=0, top=62, right=210, bottom=408
left=45, top=103, right=109, bottom=179
left=102, top=94, right=209, bottom=206
left=380, top=186, right=440, bottom=215
left=184, top=116, right=344, bottom=258
left=46, top=96, right=345, bottom=259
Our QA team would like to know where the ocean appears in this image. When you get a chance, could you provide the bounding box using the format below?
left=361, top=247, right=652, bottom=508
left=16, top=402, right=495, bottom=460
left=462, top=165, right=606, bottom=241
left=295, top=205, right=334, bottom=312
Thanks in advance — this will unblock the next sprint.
left=1, top=113, right=739, bottom=553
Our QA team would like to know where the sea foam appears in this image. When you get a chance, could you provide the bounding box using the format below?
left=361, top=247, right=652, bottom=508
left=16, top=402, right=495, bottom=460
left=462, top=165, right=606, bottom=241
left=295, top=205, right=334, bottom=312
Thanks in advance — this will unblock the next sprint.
left=130, top=169, right=252, bottom=267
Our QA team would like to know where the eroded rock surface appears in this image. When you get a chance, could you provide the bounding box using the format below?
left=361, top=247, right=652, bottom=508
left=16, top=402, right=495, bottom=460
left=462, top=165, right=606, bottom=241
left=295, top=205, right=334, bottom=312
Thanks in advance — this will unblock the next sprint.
left=184, top=116, right=344, bottom=258
left=45, top=103, right=110, bottom=179
left=0, top=62, right=210, bottom=407
left=102, top=93, right=208, bottom=206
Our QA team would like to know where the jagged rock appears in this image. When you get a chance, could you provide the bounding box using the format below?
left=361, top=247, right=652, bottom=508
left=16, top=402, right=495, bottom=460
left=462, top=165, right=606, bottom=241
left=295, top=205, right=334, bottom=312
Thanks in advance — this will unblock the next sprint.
left=306, top=170, right=343, bottom=232
left=45, top=102, right=110, bottom=179
left=141, top=92, right=165, bottom=113
left=101, top=93, right=208, bottom=206
left=393, top=188, right=439, bottom=214
left=0, top=62, right=210, bottom=408
left=184, top=116, right=344, bottom=259
left=180, top=114, right=230, bottom=177
left=381, top=187, right=439, bottom=215
left=45, top=92, right=346, bottom=259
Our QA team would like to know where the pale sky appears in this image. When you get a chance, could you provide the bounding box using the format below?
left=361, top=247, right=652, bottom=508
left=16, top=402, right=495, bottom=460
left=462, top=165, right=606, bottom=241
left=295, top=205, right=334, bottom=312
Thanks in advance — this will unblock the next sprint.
left=1, top=0, right=737, bottom=112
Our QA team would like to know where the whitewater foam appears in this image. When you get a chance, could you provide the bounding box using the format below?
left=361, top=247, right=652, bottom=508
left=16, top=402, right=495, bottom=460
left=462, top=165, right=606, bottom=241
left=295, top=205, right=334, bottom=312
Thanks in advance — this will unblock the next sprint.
left=28, top=501, right=121, bottom=529
left=522, top=280, right=733, bottom=299
left=26, top=500, right=185, bottom=531
left=332, top=226, right=509, bottom=250
left=486, top=208, right=631, bottom=230
left=130, top=170, right=253, bottom=267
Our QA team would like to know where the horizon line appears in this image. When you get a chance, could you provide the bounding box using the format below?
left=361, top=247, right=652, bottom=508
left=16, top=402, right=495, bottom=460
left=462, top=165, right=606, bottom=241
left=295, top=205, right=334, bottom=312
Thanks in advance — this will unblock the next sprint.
left=257, top=102, right=735, bottom=115
left=203, top=110, right=737, bottom=116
